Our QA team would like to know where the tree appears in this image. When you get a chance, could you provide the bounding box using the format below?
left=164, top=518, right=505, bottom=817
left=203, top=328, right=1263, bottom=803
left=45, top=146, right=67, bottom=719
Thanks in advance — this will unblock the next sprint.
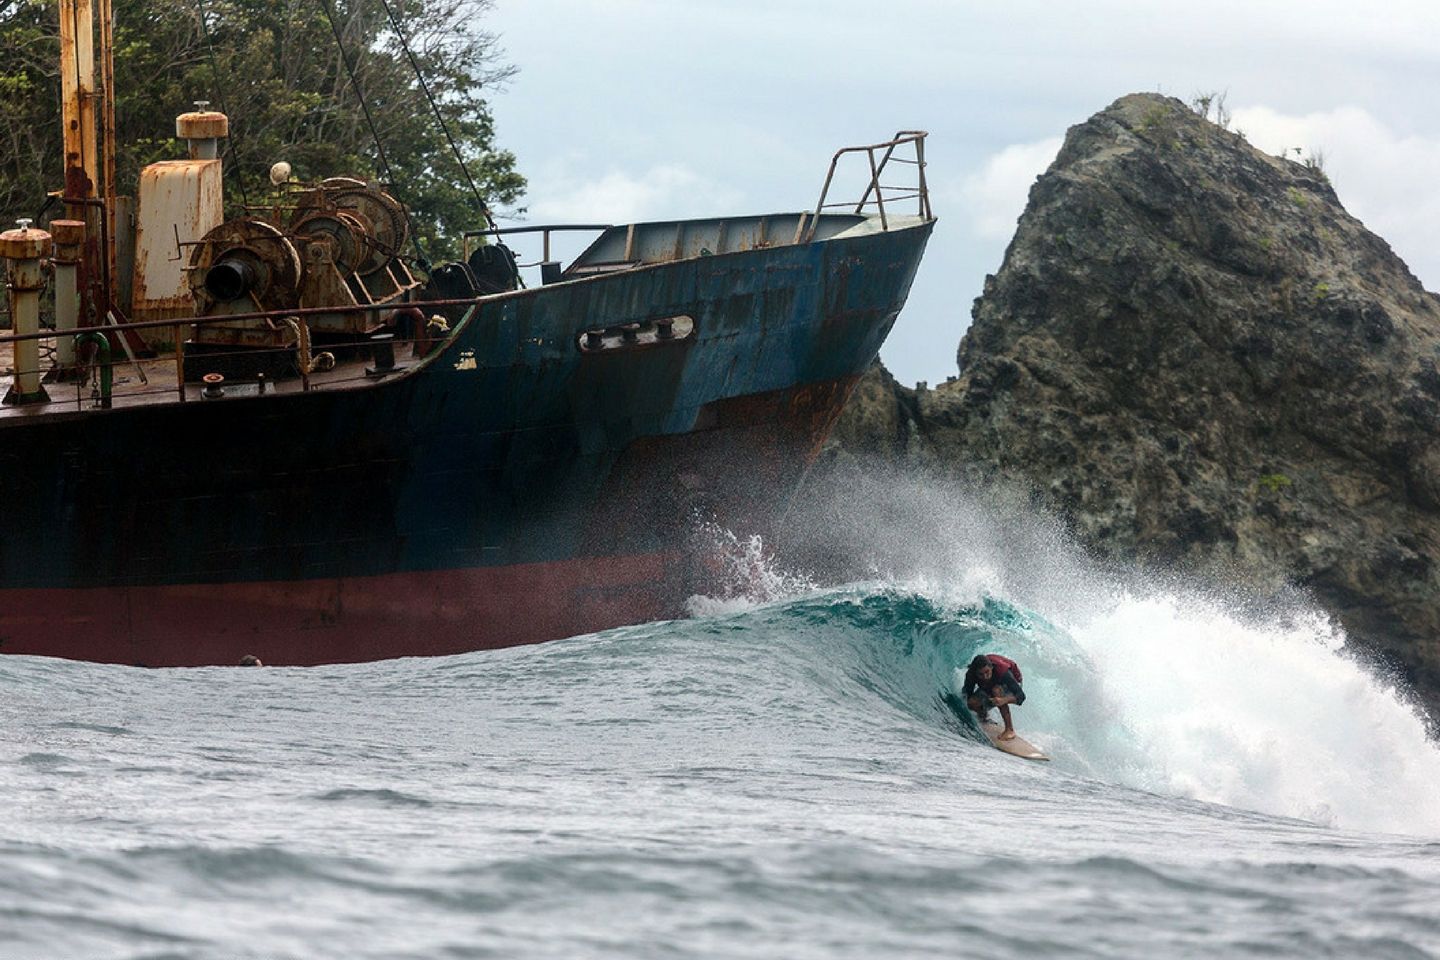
left=0, top=0, right=525, bottom=259
left=0, top=0, right=59, bottom=221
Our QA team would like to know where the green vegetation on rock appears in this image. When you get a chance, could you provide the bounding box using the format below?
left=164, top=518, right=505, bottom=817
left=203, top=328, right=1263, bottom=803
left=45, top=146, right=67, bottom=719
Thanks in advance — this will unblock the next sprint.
left=1255, top=473, right=1293, bottom=495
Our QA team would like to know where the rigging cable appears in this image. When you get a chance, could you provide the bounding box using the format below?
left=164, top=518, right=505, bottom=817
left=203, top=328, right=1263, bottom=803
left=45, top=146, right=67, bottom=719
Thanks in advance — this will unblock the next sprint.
left=316, top=0, right=431, bottom=268
left=192, top=0, right=250, bottom=208
left=372, top=0, right=496, bottom=232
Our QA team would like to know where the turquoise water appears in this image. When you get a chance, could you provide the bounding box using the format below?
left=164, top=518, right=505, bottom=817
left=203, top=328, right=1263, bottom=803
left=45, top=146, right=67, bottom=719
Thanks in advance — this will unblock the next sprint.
left=4, top=568, right=1439, bottom=957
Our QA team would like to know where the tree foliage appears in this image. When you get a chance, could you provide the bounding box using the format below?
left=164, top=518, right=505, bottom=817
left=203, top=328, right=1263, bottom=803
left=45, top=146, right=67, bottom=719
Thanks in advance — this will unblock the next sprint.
left=0, top=0, right=524, bottom=258
left=0, top=0, right=58, bottom=219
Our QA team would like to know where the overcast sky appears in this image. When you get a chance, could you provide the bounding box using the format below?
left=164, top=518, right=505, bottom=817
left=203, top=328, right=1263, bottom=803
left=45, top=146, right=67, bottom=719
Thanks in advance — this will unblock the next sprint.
left=485, top=0, right=1440, bottom=385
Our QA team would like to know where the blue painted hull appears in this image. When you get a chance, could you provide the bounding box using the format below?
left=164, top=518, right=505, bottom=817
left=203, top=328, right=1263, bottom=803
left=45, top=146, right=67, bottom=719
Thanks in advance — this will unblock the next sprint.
left=0, top=219, right=932, bottom=664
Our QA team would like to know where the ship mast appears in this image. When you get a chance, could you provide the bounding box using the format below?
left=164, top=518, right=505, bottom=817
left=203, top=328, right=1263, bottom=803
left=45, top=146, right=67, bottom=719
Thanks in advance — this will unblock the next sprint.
left=97, top=0, right=118, bottom=311
left=57, top=0, right=96, bottom=221
left=57, top=0, right=116, bottom=324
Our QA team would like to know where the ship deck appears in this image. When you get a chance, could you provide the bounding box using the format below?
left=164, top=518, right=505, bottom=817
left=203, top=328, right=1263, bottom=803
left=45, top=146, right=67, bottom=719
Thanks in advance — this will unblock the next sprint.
left=0, top=336, right=412, bottom=418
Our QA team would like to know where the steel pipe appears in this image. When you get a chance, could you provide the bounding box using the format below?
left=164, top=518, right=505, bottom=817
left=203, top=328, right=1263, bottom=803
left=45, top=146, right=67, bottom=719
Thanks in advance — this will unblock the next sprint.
left=51, top=219, right=86, bottom=368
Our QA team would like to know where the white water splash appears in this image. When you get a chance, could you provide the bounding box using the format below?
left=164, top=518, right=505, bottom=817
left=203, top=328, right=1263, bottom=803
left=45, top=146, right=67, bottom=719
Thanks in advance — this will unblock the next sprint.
left=1027, top=592, right=1440, bottom=836
left=793, top=468, right=1440, bottom=837
left=684, top=522, right=816, bottom=617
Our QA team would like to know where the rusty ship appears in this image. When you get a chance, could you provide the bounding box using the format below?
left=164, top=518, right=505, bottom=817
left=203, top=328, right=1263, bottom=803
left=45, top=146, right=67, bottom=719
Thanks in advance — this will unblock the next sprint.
left=0, top=0, right=933, bottom=667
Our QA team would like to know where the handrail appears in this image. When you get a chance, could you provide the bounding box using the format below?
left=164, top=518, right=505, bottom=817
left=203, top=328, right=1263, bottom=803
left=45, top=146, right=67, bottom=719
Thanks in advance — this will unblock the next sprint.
left=0, top=309, right=490, bottom=412
left=799, top=130, right=931, bottom=244
left=0, top=295, right=494, bottom=347
left=460, top=223, right=612, bottom=266
left=0, top=331, right=438, bottom=412
left=0, top=295, right=487, bottom=409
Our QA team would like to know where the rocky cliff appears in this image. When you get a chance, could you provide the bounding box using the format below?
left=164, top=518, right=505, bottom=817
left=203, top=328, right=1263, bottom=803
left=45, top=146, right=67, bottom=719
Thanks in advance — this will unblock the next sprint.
left=809, top=92, right=1440, bottom=717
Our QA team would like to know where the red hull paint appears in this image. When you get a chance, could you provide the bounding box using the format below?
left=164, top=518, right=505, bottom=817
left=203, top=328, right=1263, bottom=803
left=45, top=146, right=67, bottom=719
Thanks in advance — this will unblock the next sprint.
left=0, top=551, right=681, bottom=667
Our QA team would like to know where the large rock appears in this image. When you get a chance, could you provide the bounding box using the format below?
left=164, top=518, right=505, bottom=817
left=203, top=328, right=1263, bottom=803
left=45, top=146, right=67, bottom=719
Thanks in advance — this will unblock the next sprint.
left=815, top=93, right=1440, bottom=717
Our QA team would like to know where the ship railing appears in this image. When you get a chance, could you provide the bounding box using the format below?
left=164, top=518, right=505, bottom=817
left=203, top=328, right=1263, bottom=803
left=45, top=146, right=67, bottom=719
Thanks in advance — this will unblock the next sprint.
left=799, top=130, right=931, bottom=244
left=461, top=223, right=614, bottom=285
left=0, top=297, right=493, bottom=412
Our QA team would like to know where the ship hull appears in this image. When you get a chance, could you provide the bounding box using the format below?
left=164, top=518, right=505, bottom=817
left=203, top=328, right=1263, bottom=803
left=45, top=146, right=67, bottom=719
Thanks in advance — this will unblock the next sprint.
left=0, top=551, right=679, bottom=666
left=0, top=220, right=932, bottom=666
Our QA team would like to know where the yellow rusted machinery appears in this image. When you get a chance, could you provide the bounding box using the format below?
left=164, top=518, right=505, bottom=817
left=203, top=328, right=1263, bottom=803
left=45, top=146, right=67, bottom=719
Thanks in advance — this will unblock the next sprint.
left=186, top=177, right=419, bottom=348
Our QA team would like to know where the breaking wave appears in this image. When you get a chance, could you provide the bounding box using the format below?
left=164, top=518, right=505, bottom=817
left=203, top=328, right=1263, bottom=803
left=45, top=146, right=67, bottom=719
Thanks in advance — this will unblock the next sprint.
left=686, top=476, right=1440, bottom=837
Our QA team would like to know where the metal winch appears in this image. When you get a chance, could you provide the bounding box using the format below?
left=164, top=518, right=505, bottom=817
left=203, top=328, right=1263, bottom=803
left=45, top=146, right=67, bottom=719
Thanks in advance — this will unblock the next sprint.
left=188, top=178, right=418, bottom=347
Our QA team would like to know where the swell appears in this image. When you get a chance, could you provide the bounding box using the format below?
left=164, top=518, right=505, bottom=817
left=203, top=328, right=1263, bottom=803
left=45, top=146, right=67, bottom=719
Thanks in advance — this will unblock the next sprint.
left=4, top=577, right=1439, bottom=837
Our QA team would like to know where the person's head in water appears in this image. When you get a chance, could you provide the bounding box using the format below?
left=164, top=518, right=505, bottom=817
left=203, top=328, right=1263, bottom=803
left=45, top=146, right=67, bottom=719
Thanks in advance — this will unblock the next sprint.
left=238, top=654, right=263, bottom=667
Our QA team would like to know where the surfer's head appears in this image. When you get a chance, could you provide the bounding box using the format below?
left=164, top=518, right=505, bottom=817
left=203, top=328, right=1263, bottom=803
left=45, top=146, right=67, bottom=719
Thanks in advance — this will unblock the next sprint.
left=967, top=655, right=992, bottom=682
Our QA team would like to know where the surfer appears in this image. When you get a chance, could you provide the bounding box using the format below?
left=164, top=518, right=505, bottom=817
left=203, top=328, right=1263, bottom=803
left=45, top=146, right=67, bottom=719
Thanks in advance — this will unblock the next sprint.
left=962, top=654, right=1025, bottom=741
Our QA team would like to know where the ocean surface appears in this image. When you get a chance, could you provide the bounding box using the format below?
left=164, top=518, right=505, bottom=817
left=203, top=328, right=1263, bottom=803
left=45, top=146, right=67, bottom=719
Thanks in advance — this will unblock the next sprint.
left=5, top=506, right=1440, bottom=958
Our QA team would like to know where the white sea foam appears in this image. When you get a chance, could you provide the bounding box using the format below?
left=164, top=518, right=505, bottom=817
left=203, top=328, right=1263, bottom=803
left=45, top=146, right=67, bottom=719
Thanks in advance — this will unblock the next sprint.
left=1030, top=592, right=1440, bottom=836
left=793, top=468, right=1440, bottom=836
left=683, top=521, right=816, bottom=617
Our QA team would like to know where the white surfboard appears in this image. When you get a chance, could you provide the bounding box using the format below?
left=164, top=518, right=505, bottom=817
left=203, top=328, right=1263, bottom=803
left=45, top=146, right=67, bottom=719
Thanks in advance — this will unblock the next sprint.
left=981, top=721, right=1050, bottom=761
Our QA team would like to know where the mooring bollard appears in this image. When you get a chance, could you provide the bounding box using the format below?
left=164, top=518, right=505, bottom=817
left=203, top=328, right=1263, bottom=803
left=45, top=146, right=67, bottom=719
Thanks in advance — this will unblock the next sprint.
left=1, top=218, right=53, bottom=404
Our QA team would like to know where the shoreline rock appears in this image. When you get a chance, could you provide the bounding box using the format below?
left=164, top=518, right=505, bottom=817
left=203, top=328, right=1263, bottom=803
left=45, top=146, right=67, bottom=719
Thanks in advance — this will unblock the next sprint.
left=808, top=92, right=1440, bottom=720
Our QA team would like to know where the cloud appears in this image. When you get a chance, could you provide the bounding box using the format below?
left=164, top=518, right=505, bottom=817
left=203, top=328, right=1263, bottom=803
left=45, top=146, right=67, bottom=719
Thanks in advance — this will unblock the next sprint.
left=1231, top=104, right=1440, bottom=289
left=951, top=108, right=1440, bottom=295
left=522, top=162, right=744, bottom=225
left=956, top=137, right=1064, bottom=241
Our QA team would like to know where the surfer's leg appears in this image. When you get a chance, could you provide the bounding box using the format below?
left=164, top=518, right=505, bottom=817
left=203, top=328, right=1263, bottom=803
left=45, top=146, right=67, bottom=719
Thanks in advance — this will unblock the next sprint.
left=996, top=698, right=1017, bottom=739
left=967, top=693, right=991, bottom=722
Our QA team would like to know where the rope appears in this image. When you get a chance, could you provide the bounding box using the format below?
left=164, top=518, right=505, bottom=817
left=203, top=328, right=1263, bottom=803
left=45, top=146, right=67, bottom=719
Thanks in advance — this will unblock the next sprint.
left=283, top=316, right=335, bottom=374
left=373, top=0, right=496, bottom=232
left=316, top=0, right=430, bottom=267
